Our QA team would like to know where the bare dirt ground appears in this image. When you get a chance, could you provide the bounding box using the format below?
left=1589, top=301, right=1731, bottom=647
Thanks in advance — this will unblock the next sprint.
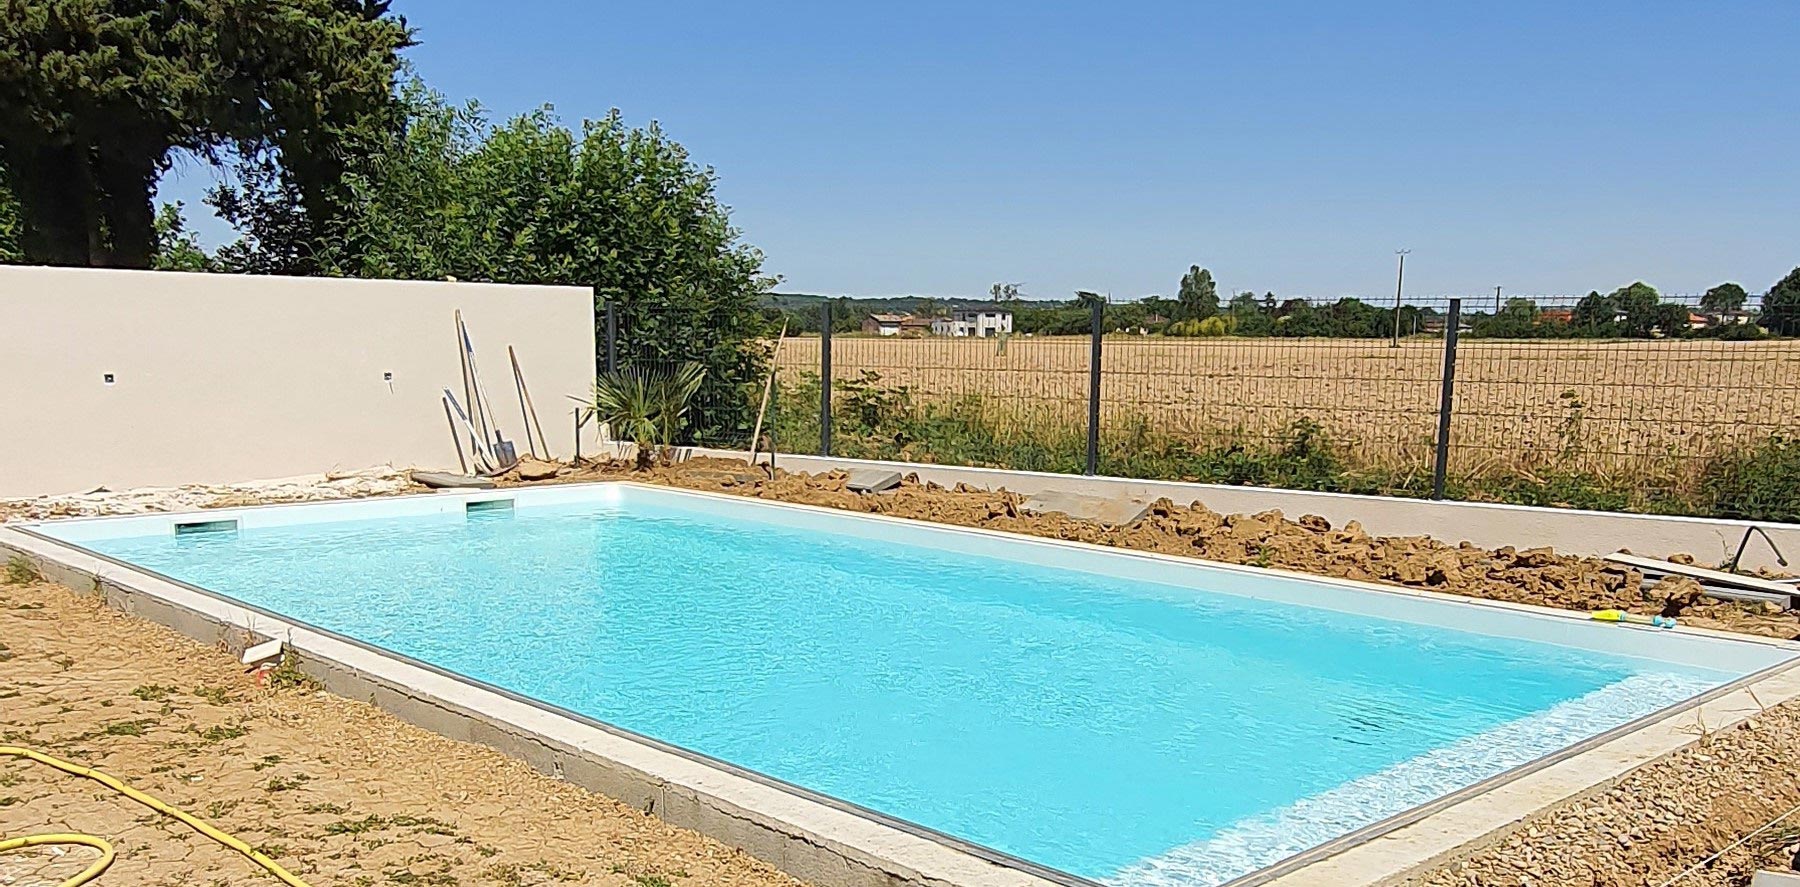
left=0, top=573, right=802, bottom=887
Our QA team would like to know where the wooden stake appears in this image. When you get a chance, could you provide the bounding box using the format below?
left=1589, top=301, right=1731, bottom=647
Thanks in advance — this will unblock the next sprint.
left=510, top=345, right=550, bottom=459
left=747, top=321, right=788, bottom=467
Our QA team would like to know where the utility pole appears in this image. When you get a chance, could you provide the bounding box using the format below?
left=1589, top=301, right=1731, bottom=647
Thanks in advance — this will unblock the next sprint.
left=1494, top=285, right=1503, bottom=314
left=1391, top=249, right=1410, bottom=348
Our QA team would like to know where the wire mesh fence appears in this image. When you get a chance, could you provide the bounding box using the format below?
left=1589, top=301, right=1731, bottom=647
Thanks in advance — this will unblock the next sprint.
left=610, top=292, right=1800, bottom=519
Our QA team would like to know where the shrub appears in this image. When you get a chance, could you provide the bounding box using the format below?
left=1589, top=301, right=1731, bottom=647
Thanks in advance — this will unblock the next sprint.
left=1701, top=437, right=1800, bottom=523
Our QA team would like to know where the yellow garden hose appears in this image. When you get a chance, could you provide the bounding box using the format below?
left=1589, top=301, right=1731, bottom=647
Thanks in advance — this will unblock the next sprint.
left=0, top=745, right=312, bottom=887
left=0, top=834, right=115, bottom=887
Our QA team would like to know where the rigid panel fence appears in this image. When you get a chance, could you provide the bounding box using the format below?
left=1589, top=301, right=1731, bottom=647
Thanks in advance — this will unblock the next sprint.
left=620, top=293, right=1800, bottom=519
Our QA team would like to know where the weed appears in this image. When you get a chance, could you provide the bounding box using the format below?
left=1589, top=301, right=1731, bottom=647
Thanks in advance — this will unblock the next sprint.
left=635, top=877, right=673, bottom=887
left=1701, top=435, right=1800, bottom=522
left=192, top=685, right=235, bottom=705
left=131, top=684, right=177, bottom=702
left=2, top=558, right=39, bottom=585
left=102, top=719, right=154, bottom=736
left=324, top=815, right=389, bottom=835
left=253, top=754, right=284, bottom=771
left=775, top=374, right=1796, bottom=520
left=0, top=796, right=18, bottom=807
left=264, top=773, right=311, bottom=792
left=266, top=654, right=320, bottom=691
left=303, top=801, right=349, bottom=815
left=196, top=723, right=250, bottom=743
left=206, top=799, right=239, bottom=818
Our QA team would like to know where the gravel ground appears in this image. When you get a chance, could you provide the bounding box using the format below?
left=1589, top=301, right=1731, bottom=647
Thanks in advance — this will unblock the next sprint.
left=0, top=573, right=803, bottom=887
left=1413, top=703, right=1800, bottom=887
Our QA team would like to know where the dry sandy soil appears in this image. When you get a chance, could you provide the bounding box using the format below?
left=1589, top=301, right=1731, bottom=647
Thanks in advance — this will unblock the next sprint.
left=0, top=574, right=802, bottom=887
left=778, top=336, right=1800, bottom=475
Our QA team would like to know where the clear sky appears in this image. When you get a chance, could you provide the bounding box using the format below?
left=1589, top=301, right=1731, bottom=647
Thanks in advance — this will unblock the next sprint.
left=161, top=0, right=1800, bottom=300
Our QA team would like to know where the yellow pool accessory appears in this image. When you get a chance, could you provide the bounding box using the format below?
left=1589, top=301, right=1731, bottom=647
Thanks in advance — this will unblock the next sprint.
left=0, top=833, right=115, bottom=887
left=1590, top=609, right=1677, bottom=629
left=0, top=745, right=312, bottom=887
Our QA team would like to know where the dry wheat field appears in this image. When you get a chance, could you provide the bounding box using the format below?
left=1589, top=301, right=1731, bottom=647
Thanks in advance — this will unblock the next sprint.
left=777, top=335, right=1800, bottom=476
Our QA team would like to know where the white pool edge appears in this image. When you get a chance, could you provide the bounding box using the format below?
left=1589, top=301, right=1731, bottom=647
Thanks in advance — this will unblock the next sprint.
left=3, top=479, right=1798, bottom=887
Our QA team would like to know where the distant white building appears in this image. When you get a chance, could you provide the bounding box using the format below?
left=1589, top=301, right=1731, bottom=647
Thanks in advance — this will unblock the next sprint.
left=931, top=305, right=1013, bottom=338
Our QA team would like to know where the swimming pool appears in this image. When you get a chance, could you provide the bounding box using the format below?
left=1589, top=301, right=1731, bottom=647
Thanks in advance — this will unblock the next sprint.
left=26, top=484, right=1797, bottom=886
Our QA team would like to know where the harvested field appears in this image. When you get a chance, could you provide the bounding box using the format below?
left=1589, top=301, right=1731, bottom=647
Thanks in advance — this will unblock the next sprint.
left=0, top=572, right=802, bottom=887
left=777, top=335, right=1800, bottom=479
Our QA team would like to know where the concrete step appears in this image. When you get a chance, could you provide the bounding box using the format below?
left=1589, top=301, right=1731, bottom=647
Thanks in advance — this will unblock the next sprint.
left=1019, top=490, right=1151, bottom=527
left=844, top=468, right=902, bottom=494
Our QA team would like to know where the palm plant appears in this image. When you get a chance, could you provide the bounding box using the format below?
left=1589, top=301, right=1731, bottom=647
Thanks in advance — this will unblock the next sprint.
left=589, top=361, right=707, bottom=469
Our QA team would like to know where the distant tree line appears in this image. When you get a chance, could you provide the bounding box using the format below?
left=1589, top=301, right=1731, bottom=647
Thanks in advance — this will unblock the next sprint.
left=772, top=266, right=1800, bottom=341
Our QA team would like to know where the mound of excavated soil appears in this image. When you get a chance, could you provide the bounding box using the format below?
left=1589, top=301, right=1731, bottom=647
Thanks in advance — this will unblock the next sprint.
left=509, top=457, right=1800, bottom=641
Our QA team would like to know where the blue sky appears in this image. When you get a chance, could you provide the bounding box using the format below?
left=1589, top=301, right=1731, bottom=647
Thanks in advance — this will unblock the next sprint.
left=161, top=1, right=1800, bottom=300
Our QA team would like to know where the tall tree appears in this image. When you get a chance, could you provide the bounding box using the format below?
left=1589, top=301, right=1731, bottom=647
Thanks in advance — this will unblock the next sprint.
left=1762, top=267, right=1800, bottom=336
left=0, top=1, right=409, bottom=268
left=330, top=87, right=775, bottom=444
left=0, top=164, right=21, bottom=263
left=989, top=282, right=1024, bottom=302
left=1701, top=282, right=1749, bottom=314
left=1176, top=265, right=1218, bottom=320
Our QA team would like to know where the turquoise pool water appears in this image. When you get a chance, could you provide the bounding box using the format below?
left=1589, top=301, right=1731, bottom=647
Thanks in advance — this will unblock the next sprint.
left=59, top=489, right=1744, bottom=885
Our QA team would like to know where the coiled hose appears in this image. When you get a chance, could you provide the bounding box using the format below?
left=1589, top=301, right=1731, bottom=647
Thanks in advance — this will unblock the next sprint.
left=0, top=745, right=312, bottom=887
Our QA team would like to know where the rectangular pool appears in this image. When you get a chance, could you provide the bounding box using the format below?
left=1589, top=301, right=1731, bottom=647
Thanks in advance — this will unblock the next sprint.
left=29, top=484, right=1796, bottom=886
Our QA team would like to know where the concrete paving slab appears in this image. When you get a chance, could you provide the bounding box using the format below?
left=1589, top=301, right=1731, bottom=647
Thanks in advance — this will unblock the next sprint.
left=1019, top=489, right=1151, bottom=526
left=411, top=471, right=497, bottom=490
left=1753, top=872, right=1800, bottom=887
left=844, top=468, right=902, bottom=494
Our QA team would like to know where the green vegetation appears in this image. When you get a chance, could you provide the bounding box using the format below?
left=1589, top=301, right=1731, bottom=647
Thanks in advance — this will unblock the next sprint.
left=3, top=7, right=775, bottom=441
left=3, top=558, right=38, bottom=586
left=587, top=362, right=708, bottom=469
left=773, top=372, right=1800, bottom=522
left=0, top=1, right=410, bottom=267
left=1764, top=268, right=1800, bottom=336
left=1701, top=436, right=1800, bottom=523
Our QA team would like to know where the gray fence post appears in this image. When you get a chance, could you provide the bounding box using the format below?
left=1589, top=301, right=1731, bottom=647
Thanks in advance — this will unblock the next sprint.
left=603, top=301, right=618, bottom=374
left=1432, top=298, right=1462, bottom=500
left=1086, top=299, right=1104, bottom=476
left=819, top=301, right=832, bottom=457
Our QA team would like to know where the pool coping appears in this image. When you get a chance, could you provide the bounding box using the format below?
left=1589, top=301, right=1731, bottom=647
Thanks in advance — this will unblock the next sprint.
left=2, top=479, right=1797, bottom=887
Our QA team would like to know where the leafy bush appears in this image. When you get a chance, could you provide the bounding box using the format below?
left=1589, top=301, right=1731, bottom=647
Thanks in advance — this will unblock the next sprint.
left=1701, top=436, right=1800, bottom=523
left=1165, top=316, right=1233, bottom=337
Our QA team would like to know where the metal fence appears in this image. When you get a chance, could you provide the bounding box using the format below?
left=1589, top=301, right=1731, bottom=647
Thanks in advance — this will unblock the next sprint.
left=609, top=293, right=1800, bottom=516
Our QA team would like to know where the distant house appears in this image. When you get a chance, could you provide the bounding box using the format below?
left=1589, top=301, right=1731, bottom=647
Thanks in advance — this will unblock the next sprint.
left=1539, top=308, right=1575, bottom=325
left=861, top=312, right=935, bottom=336
left=931, top=305, right=1014, bottom=338
left=1703, top=309, right=1756, bottom=327
left=861, top=312, right=908, bottom=336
